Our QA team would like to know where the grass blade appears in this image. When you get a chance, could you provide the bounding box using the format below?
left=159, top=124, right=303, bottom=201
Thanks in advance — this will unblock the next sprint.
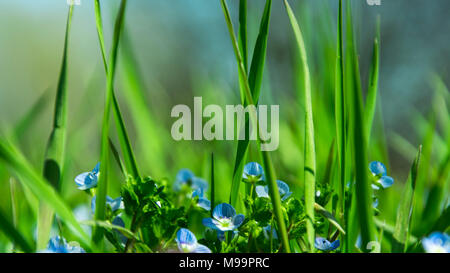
left=94, top=0, right=140, bottom=179
left=283, top=0, right=316, bottom=252
left=334, top=0, right=346, bottom=231
left=220, top=0, right=290, bottom=253
left=392, top=145, right=422, bottom=252
left=37, top=5, right=74, bottom=250
left=93, top=0, right=128, bottom=245
left=364, top=16, right=380, bottom=142
left=0, top=208, right=34, bottom=253
left=346, top=0, right=376, bottom=250
left=229, top=0, right=272, bottom=207
left=0, top=138, right=90, bottom=249
left=210, top=153, right=215, bottom=218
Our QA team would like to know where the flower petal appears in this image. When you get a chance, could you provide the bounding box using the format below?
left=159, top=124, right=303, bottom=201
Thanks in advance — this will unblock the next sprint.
left=212, top=203, right=236, bottom=219
left=314, top=237, right=331, bottom=251
left=194, top=244, right=212, bottom=253
left=369, top=161, right=387, bottom=176
left=176, top=228, right=197, bottom=246
left=232, top=214, right=245, bottom=228
left=379, top=176, right=394, bottom=188
left=255, top=186, right=269, bottom=198
left=197, top=198, right=211, bottom=211
left=330, top=240, right=340, bottom=250
left=202, top=218, right=219, bottom=230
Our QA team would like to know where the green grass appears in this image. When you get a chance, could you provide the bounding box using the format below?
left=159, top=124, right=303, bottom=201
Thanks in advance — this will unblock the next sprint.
left=0, top=0, right=447, bottom=254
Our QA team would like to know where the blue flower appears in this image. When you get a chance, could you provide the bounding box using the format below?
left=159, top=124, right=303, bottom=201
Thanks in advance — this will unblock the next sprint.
left=192, top=188, right=211, bottom=211
left=112, top=217, right=128, bottom=245
left=91, top=196, right=124, bottom=213
left=242, top=162, right=264, bottom=184
left=255, top=180, right=292, bottom=201
left=42, top=236, right=85, bottom=253
left=263, top=225, right=278, bottom=240
left=314, top=237, right=340, bottom=252
left=176, top=228, right=211, bottom=253
left=202, top=203, right=245, bottom=231
left=369, top=161, right=394, bottom=190
left=174, top=169, right=208, bottom=192
left=422, top=232, right=450, bottom=253
left=75, top=162, right=100, bottom=190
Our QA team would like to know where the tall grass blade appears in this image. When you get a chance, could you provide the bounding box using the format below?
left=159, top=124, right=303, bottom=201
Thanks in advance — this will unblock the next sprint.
left=94, top=0, right=140, bottom=179
left=346, top=0, right=376, bottom=251
left=364, top=16, right=380, bottom=142
left=220, top=0, right=290, bottom=253
left=93, top=0, right=128, bottom=245
left=283, top=0, right=316, bottom=252
left=229, top=0, right=272, bottom=207
left=392, top=145, right=422, bottom=252
left=37, top=5, right=74, bottom=250
left=210, top=153, right=215, bottom=218
left=334, top=0, right=346, bottom=231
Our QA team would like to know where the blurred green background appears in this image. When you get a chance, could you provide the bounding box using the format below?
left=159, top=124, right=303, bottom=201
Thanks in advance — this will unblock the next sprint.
left=0, top=0, right=448, bottom=251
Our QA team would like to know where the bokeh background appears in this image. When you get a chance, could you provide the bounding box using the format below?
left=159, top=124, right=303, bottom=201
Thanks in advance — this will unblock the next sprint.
left=0, top=0, right=448, bottom=250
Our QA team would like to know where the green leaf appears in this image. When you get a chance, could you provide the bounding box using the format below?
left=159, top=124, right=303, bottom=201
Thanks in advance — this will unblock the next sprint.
left=392, top=145, right=422, bottom=252
left=283, top=0, right=316, bottom=252
left=37, top=5, right=74, bottom=250
left=314, top=203, right=345, bottom=235
left=93, top=0, right=128, bottom=246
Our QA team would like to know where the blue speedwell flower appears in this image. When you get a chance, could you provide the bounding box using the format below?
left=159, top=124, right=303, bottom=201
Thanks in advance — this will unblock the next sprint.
left=369, top=161, right=394, bottom=190
left=314, top=237, right=340, bottom=252
left=75, top=162, right=100, bottom=190
left=176, top=228, right=211, bottom=253
left=422, top=232, right=450, bottom=253
left=263, top=225, right=278, bottom=240
left=255, top=180, right=292, bottom=201
left=42, top=236, right=85, bottom=253
left=242, top=162, right=264, bottom=184
left=174, top=169, right=208, bottom=192
left=192, top=187, right=211, bottom=211
left=112, top=217, right=128, bottom=245
left=202, top=203, right=245, bottom=231
left=91, top=196, right=124, bottom=213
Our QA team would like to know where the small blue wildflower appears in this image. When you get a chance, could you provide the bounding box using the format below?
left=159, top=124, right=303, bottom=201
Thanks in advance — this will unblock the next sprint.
left=192, top=187, right=211, bottom=211
left=112, top=216, right=128, bottom=245
left=263, top=225, right=278, bottom=241
left=369, top=161, right=394, bottom=190
left=202, top=203, right=245, bottom=231
left=75, top=162, right=100, bottom=190
left=373, top=198, right=379, bottom=209
left=91, top=196, right=124, bottom=213
left=242, top=162, right=264, bottom=184
left=314, top=237, right=340, bottom=252
left=42, top=236, right=85, bottom=253
left=174, top=169, right=208, bottom=193
left=255, top=180, right=292, bottom=201
left=176, top=228, right=211, bottom=253
left=422, top=232, right=450, bottom=253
